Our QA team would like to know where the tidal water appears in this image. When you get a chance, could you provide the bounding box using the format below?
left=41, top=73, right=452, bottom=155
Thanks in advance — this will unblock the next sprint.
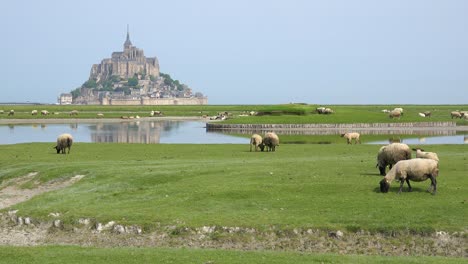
left=0, top=121, right=248, bottom=144
left=0, top=120, right=466, bottom=144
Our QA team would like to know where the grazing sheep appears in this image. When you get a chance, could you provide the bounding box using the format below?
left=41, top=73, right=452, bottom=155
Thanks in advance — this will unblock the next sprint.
left=8, top=110, right=14, bottom=116
left=412, top=148, right=439, bottom=162
left=97, top=113, right=104, bottom=118
left=340, top=132, right=360, bottom=144
left=69, top=110, right=78, bottom=116
left=376, top=143, right=412, bottom=176
left=54, top=133, right=73, bottom=154
left=418, top=113, right=426, bottom=117
left=41, top=110, right=49, bottom=116
left=262, top=132, right=279, bottom=152
left=450, top=111, right=462, bottom=119
left=0, top=110, right=4, bottom=114
left=249, top=111, right=257, bottom=116
left=379, top=158, right=439, bottom=195
left=31, top=110, right=38, bottom=115
left=423, top=111, right=431, bottom=117
left=388, top=110, right=401, bottom=119
left=250, top=134, right=264, bottom=152
left=381, top=109, right=390, bottom=113
left=393, top=107, right=404, bottom=115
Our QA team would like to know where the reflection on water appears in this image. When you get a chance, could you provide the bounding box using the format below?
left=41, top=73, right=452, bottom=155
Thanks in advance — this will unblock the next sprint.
left=0, top=121, right=248, bottom=144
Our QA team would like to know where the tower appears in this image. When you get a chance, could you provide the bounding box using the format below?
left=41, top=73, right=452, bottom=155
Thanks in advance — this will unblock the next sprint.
left=124, top=24, right=132, bottom=49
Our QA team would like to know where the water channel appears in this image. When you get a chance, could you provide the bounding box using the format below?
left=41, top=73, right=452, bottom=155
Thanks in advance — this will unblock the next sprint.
left=0, top=120, right=466, bottom=145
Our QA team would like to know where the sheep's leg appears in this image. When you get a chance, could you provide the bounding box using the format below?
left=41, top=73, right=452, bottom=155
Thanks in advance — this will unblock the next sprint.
left=429, top=175, right=437, bottom=195
left=398, top=180, right=404, bottom=194
left=405, top=179, right=412, bottom=192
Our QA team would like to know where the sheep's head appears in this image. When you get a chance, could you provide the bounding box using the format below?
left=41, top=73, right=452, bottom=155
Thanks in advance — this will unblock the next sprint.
left=259, top=143, right=265, bottom=152
left=379, top=179, right=390, bottom=193
left=53, top=146, right=60, bottom=154
left=378, top=166, right=386, bottom=176
left=340, top=133, right=345, bottom=137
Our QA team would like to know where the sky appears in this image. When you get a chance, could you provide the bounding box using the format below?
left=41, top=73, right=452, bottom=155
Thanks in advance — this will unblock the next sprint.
left=1, top=0, right=467, bottom=105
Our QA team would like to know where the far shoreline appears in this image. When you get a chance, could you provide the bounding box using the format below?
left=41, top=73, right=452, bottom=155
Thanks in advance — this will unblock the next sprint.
left=0, top=116, right=207, bottom=125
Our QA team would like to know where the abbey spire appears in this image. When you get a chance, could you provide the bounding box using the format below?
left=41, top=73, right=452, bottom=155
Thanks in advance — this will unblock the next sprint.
left=124, top=24, right=132, bottom=49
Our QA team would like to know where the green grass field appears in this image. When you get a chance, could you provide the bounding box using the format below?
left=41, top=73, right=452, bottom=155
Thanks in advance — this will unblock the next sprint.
left=0, top=246, right=464, bottom=264
left=1, top=104, right=467, bottom=125
left=1, top=143, right=466, bottom=232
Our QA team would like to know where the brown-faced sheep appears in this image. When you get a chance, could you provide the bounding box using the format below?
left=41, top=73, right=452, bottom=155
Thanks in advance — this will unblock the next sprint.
left=54, top=133, right=73, bottom=154
left=376, top=143, right=411, bottom=176
left=340, top=132, right=360, bottom=144
left=250, top=134, right=264, bottom=152
left=262, top=132, right=279, bottom=152
left=379, top=158, right=439, bottom=195
left=412, top=148, right=439, bottom=162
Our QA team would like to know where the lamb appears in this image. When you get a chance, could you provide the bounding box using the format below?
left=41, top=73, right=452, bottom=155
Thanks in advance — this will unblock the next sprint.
left=379, top=158, right=439, bottom=195
left=412, top=148, right=439, bottom=162
left=376, top=143, right=412, bottom=176
left=41, top=110, right=49, bottom=116
left=340, top=132, right=360, bottom=144
left=54, top=133, right=73, bottom=154
left=31, top=110, right=38, bottom=115
left=262, top=132, right=279, bottom=152
left=250, top=134, right=264, bottom=152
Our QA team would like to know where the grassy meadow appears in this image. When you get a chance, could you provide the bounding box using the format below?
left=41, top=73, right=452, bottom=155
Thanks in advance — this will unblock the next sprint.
left=1, top=104, right=467, bottom=263
left=1, top=104, right=467, bottom=125
left=1, top=143, right=466, bottom=232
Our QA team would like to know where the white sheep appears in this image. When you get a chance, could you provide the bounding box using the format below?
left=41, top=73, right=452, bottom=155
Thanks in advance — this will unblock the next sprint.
left=376, top=143, right=412, bottom=176
left=393, top=107, right=404, bottom=115
left=412, top=148, right=439, bottom=162
left=262, top=132, right=279, bottom=152
left=41, top=110, right=49, bottom=116
left=450, top=111, right=463, bottom=119
left=250, top=134, right=263, bottom=152
left=97, top=113, right=104, bottom=118
left=388, top=110, right=401, bottom=119
left=8, top=110, right=14, bottom=116
left=69, top=110, right=79, bottom=116
left=31, top=110, right=38, bottom=115
left=340, top=132, right=360, bottom=144
left=54, top=133, right=73, bottom=154
left=418, top=113, right=426, bottom=117
left=379, top=158, right=439, bottom=195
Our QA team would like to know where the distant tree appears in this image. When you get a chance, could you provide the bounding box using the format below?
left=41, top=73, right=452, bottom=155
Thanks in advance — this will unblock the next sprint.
left=70, top=87, right=81, bottom=99
left=83, top=79, right=98, bottom=88
left=128, top=77, right=138, bottom=87
left=194, top=92, right=204, bottom=98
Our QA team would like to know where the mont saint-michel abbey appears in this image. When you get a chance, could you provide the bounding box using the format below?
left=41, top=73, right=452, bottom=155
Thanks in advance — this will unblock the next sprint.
left=63, top=28, right=207, bottom=105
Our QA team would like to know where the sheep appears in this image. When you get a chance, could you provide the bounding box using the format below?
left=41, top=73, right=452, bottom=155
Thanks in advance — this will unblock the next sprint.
left=388, top=110, right=401, bottom=119
left=450, top=111, right=462, bottom=119
left=250, top=134, right=264, bottom=152
left=41, top=110, right=49, bottom=116
left=8, top=110, right=14, bottom=116
left=0, top=110, right=4, bottom=114
left=393, top=107, right=404, bottom=115
left=69, top=110, right=78, bottom=116
left=262, top=132, right=279, bottom=152
left=412, top=148, right=439, bottom=162
left=54, top=133, right=73, bottom=154
left=376, top=143, right=411, bottom=176
left=31, top=110, right=38, bottom=115
left=340, top=132, right=360, bottom=144
left=97, top=113, right=104, bottom=118
left=379, top=158, right=439, bottom=195
left=423, top=111, right=431, bottom=117
left=381, top=109, right=390, bottom=113
left=418, top=113, right=426, bottom=117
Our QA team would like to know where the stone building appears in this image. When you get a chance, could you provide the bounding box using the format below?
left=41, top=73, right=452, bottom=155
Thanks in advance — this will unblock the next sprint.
left=58, top=93, right=73, bottom=105
left=90, top=27, right=160, bottom=82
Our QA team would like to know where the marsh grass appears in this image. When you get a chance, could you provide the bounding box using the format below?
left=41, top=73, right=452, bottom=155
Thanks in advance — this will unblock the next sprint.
left=0, top=143, right=466, bottom=234
left=1, top=104, right=467, bottom=124
left=0, top=246, right=464, bottom=264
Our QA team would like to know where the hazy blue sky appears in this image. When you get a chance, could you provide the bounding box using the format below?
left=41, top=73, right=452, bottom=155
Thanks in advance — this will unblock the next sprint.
left=2, top=0, right=467, bottom=104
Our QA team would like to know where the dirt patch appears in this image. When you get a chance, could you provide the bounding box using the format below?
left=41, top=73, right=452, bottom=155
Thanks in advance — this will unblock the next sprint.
left=0, top=173, right=85, bottom=210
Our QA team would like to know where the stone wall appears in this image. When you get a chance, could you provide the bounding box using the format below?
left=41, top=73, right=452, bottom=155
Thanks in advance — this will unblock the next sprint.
left=107, top=97, right=208, bottom=105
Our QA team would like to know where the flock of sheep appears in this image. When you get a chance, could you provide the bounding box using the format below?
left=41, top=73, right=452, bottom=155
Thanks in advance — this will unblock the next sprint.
left=376, top=143, right=440, bottom=195
left=250, top=130, right=440, bottom=195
